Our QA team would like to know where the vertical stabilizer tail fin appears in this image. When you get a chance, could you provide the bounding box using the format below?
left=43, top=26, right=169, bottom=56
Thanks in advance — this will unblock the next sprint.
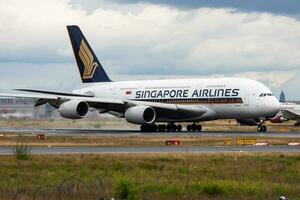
left=67, top=25, right=111, bottom=83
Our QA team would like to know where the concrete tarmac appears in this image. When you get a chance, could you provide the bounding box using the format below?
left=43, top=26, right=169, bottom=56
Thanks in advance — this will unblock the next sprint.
left=0, top=128, right=299, bottom=138
left=0, top=146, right=299, bottom=155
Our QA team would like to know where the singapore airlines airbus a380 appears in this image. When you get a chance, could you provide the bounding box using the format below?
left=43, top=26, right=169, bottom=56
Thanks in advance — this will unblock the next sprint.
left=1, top=25, right=280, bottom=132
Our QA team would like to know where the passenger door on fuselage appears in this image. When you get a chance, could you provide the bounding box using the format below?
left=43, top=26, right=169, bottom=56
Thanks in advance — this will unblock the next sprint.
left=243, top=94, right=250, bottom=106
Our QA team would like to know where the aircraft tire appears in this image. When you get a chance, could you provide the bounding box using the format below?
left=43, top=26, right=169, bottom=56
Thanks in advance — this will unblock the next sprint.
left=191, top=124, right=197, bottom=132
left=262, top=125, right=267, bottom=132
left=162, top=125, right=166, bottom=131
left=257, top=125, right=267, bottom=132
left=157, top=125, right=164, bottom=132
left=257, top=126, right=261, bottom=132
left=196, top=125, right=202, bottom=132
left=187, top=125, right=192, bottom=132
left=167, top=125, right=172, bottom=132
left=177, top=125, right=182, bottom=132
left=171, top=125, right=177, bottom=132
left=140, top=124, right=157, bottom=132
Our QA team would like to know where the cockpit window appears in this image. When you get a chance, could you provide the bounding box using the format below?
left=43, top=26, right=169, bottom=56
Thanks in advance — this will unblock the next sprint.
left=259, top=93, right=273, bottom=97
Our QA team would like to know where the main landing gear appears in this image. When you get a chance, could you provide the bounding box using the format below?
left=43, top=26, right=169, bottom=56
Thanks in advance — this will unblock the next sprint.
left=186, top=123, right=202, bottom=132
left=140, top=124, right=182, bottom=132
left=140, top=123, right=202, bottom=132
left=257, top=124, right=267, bottom=132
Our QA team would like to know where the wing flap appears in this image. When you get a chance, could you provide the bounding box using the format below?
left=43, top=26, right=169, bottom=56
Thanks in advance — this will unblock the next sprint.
left=0, top=92, right=58, bottom=99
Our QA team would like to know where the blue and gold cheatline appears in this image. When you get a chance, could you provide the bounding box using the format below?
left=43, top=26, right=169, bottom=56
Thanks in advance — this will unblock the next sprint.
left=79, top=40, right=99, bottom=79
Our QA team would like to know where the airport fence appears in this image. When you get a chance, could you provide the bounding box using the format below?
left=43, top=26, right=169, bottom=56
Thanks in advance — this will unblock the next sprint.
left=3, top=175, right=108, bottom=200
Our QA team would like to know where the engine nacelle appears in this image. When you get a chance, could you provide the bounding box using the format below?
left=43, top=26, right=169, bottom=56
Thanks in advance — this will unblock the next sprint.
left=125, top=106, right=156, bottom=124
left=237, top=118, right=262, bottom=126
left=58, top=100, right=89, bottom=119
left=270, top=116, right=287, bottom=123
left=270, top=113, right=287, bottom=123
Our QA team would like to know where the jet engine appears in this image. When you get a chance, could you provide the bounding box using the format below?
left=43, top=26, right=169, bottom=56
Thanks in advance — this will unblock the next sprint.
left=58, top=100, right=89, bottom=119
left=270, top=116, right=287, bottom=123
left=270, top=113, right=287, bottom=123
left=125, top=106, right=156, bottom=124
left=236, top=118, right=262, bottom=126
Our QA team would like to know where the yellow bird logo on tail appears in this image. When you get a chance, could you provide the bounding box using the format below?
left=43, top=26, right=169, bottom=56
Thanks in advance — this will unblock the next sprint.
left=78, top=40, right=99, bottom=79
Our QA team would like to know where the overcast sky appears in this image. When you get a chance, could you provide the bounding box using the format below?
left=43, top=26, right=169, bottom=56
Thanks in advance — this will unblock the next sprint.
left=0, top=0, right=299, bottom=99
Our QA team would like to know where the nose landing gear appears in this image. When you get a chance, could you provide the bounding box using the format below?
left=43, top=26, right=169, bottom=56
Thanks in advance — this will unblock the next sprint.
left=257, top=124, right=267, bottom=132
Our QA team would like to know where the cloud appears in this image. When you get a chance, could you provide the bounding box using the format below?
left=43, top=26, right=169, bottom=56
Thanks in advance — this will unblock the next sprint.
left=0, top=0, right=299, bottom=98
left=102, top=0, right=300, bottom=15
left=234, top=71, right=296, bottom=88
left=0, top=62, right=81, bottom=92
left=278, top=70, right=300, bottom=100
left=1, top=1, right=300, bottom=72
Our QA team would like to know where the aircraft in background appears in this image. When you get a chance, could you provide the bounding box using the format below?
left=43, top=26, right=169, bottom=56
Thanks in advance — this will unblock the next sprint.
left=270, top=91, right=300, bottom=126
left=0, top=25, right=280, bottom=132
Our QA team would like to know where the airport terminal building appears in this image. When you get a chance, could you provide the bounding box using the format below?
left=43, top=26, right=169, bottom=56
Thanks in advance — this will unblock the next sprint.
left=0, top=97, right=53, bottom=119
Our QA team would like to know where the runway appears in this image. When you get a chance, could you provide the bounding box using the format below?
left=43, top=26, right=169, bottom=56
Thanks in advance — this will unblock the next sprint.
left=1, top=128, right=299, bottom=154
left=0, top=146, right=299, bottom=155
left=0, top=127, right=300, bottom=138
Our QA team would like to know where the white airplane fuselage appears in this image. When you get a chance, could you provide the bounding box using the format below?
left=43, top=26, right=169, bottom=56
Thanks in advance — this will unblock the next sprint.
left=74, top=77, right=280, bottom=122
left=0, top=25, right=282, bottom=132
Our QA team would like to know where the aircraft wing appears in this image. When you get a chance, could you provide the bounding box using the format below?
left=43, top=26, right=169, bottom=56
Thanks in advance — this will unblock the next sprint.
left=281, top=110, right=300, bottom=120
left=0, top=92, right=124, bottom=108
left=0, top=91, right=207, bottom=117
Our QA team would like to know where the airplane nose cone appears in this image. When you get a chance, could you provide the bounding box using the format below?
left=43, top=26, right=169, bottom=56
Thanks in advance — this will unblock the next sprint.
left=269, top=97, right=281, bottom=117
left=261, top=96, right=281, bottom=118
left=274, top=97, right=281, bottom=111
